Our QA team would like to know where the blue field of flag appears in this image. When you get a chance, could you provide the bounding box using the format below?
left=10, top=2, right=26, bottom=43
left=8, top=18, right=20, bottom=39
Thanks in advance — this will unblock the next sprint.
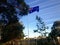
left=29, top=6, right=39, bottom=13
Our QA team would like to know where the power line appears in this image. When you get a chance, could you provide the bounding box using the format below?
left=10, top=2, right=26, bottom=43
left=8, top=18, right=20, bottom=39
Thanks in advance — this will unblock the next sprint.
left=29, top=0, right=60, bottom=10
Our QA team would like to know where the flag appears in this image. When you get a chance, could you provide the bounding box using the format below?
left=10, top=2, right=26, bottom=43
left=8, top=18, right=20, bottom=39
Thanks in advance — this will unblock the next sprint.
left=29, top=6, right=39, bottom=13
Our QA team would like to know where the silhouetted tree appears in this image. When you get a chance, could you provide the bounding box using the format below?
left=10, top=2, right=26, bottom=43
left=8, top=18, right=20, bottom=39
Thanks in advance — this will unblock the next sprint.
left=1, top=22, right=25, bottom=42
left=49, top=21, right=60, bottom=45
left=34, top=15, right=48, bottom=37
left=0, top=0, right=29, bottom=43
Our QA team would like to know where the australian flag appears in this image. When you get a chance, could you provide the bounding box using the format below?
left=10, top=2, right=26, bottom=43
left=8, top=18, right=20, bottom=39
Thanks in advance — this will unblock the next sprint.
left=29, top=6, right=39, bottom=13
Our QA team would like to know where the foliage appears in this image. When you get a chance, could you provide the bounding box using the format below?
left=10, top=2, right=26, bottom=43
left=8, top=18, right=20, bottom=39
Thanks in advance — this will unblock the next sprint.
left=49, top=21, right=60, bottom=38
left=49, top=21, right=60, bottom=45
left=34, top=15, right=48, bottom=36
left=1, top=22, right=24, bottom=42
left=0, top=0, right=29, bottom=43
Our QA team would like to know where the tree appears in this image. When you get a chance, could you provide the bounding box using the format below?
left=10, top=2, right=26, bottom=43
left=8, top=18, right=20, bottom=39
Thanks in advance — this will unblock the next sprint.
left=34, top=15, right=48, bottom=37
left=49, top=21, right=60, bottom=37
left=49, top=21, right=60, bottom=45
left=0, top=0, right=29, bottom=43
left=1, top=22, right=25, bottom=42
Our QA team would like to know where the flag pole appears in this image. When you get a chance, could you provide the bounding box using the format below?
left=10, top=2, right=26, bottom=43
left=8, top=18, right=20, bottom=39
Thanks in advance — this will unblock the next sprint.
left=27, top=15, right=30, bottom=45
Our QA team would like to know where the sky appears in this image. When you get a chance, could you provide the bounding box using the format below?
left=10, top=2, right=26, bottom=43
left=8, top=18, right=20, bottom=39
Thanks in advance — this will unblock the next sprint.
left=20, top=0, right=60, bottom=38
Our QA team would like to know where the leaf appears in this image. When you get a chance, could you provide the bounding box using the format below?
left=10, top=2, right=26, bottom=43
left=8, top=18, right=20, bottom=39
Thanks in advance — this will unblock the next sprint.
left=34, top=30, right=38, bottom=32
